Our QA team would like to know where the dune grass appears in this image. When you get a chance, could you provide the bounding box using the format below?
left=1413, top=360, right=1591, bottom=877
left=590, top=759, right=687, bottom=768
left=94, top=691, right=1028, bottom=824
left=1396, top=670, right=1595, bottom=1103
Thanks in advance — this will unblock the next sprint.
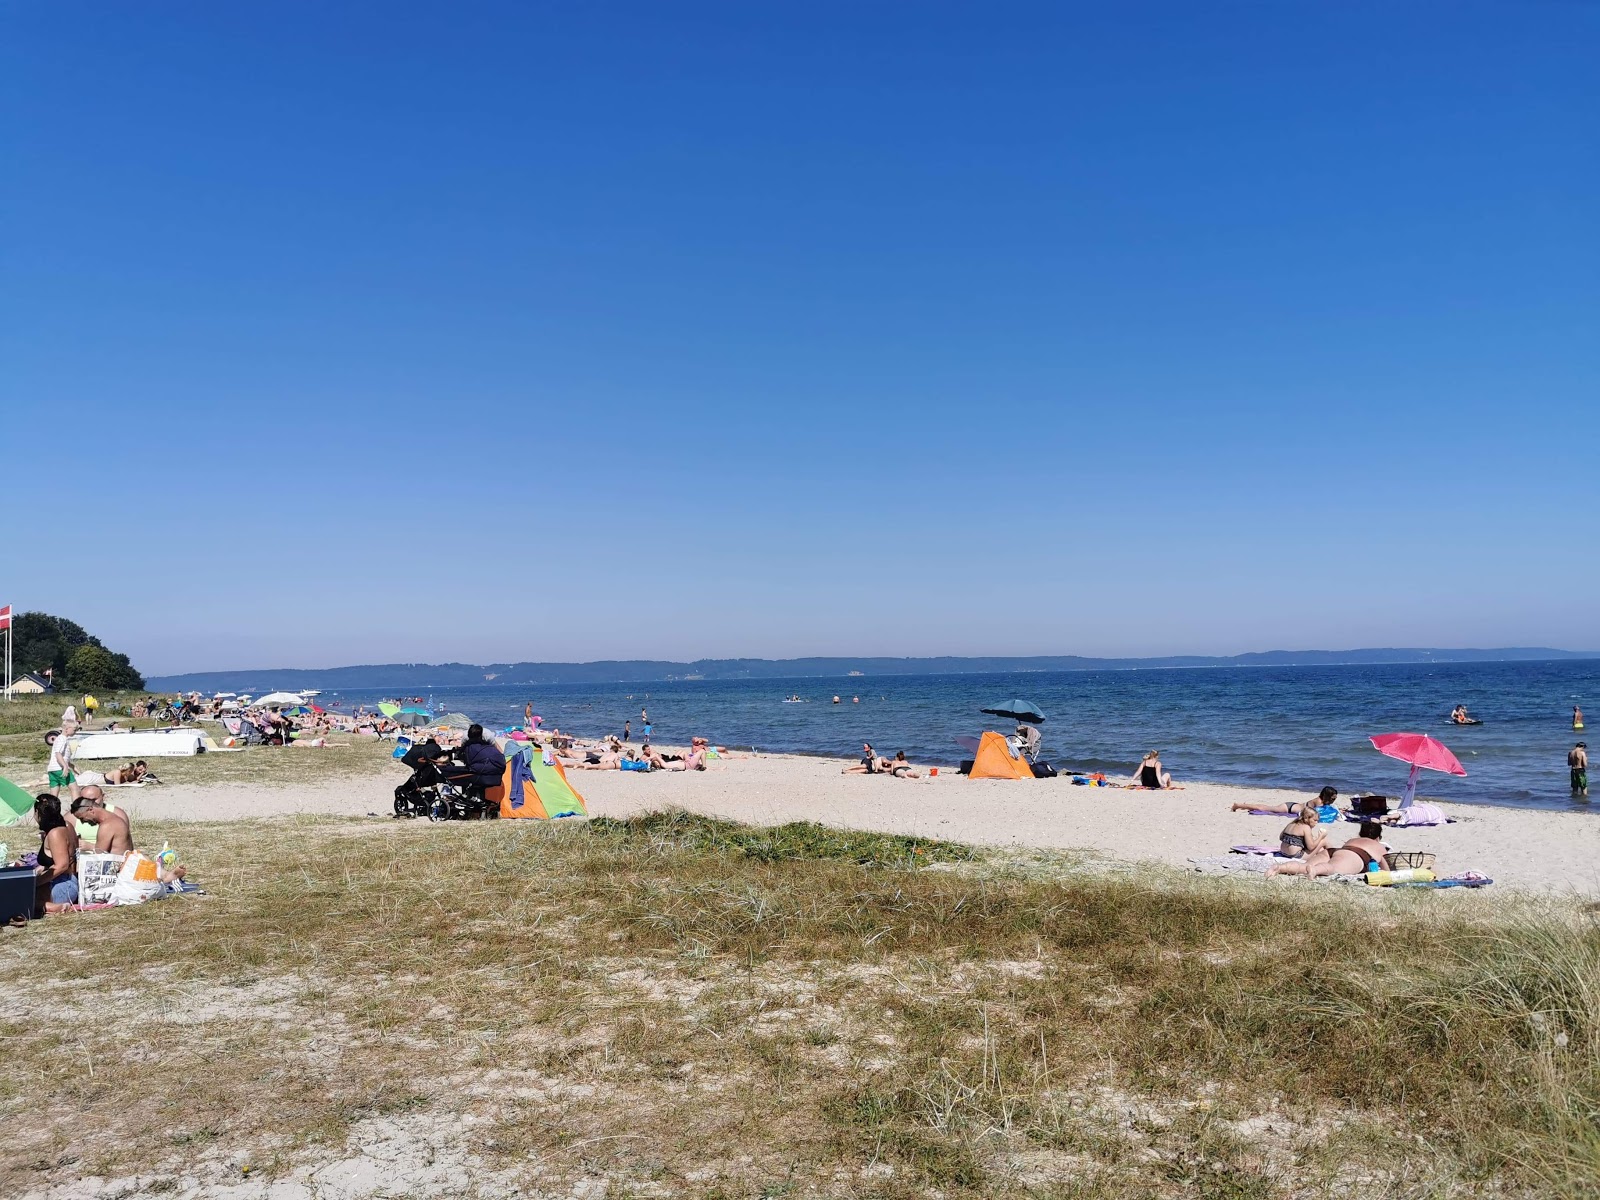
left=1, top=809, right=1594, bottom=1197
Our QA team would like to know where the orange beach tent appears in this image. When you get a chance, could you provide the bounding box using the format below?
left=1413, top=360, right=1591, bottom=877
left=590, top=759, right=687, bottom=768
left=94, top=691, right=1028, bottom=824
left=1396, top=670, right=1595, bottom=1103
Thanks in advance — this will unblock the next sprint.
left=488, top=745, right=588, bottom=818
left=968, top=731, right=1034, bottom=780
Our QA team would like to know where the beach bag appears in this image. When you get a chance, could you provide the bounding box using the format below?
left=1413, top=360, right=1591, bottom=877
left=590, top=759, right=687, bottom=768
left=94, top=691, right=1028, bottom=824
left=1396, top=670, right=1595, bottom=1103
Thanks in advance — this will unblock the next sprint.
left=1351, top=795, right=1390, bottom=817
left=109, top=852, right=163, bottom=906
left=1030, top=761, right=1058, bottom=778
left=1386, top=851, right=1436, bottom=871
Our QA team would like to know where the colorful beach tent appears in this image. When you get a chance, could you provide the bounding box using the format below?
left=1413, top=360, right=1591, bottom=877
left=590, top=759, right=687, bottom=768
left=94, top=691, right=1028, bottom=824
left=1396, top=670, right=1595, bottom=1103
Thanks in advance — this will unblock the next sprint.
left=969, top=731, right=1033, bottom=780
left=490, top=745, right=587, bottom=819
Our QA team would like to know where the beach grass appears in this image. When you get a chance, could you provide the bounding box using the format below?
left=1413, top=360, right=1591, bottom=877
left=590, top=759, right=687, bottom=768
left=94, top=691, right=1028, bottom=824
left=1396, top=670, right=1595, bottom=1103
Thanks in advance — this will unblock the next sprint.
left=2, top=810, right=1594, bottom=1197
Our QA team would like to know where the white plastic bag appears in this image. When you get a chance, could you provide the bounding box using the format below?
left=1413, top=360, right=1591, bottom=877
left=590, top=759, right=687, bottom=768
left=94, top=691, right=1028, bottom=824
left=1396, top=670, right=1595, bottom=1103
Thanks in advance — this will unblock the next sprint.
left=109, top=851, right=163, bottom=906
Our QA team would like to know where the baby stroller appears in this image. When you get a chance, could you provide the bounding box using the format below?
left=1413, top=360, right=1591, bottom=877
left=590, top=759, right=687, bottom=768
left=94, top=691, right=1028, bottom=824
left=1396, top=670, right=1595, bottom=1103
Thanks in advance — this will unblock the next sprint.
left=393, top=755, right=498, bottom=821
left=430, top=767, right=500, bottom=821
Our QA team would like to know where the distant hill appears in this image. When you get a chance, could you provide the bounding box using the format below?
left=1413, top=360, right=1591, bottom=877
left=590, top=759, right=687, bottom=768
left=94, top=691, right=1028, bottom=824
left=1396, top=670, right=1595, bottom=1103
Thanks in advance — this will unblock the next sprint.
left=147, top=648, right=1599, bottom=692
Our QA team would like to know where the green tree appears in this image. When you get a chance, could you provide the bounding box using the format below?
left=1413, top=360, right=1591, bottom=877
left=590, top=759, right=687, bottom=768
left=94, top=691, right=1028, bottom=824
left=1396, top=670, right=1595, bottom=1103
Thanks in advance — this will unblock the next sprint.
left=65, top=645, right=124, bottom=690
left=11, top=611, right=144, bottom=689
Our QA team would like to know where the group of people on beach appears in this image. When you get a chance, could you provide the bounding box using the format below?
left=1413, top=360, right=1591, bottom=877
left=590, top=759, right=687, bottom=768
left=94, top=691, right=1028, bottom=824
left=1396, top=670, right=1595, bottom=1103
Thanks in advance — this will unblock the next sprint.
left=1225, top=786, right=1423, bottom=879
left=843, top=743, right=921, bottom=777
left=18, top=784, right=184, bottom=918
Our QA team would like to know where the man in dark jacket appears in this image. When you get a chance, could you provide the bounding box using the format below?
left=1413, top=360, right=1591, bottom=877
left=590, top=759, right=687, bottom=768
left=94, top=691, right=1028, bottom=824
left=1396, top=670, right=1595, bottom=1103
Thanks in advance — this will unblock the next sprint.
left=454, top=724, right=506, bottom=791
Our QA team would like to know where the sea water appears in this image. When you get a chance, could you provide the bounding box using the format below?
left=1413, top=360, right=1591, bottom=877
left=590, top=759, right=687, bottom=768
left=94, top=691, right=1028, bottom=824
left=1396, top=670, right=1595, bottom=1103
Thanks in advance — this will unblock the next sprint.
left=322, top=659, right=1595, bottom=812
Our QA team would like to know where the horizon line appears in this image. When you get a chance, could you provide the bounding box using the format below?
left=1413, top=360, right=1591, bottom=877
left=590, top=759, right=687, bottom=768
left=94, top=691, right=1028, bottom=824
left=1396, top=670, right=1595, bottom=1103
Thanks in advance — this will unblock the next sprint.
left=146, top=645, right=1600, bottom=684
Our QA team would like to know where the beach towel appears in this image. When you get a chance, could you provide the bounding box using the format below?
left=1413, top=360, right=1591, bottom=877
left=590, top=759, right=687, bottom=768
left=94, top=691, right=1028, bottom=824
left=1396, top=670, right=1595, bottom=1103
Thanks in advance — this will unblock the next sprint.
left=1391, top=802, right=1450, bottom=827
left=1230, top=844, right=1284, bottom=856
left=1189, top=855, right=1279, bottom=874
left=1408, top=872, right=1493, bottom=889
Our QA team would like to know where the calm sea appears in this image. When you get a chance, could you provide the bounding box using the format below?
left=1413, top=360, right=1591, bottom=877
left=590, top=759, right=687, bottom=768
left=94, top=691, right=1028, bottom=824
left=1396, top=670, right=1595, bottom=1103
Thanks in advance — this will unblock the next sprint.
left=315, top=660, right=1595, bottom=812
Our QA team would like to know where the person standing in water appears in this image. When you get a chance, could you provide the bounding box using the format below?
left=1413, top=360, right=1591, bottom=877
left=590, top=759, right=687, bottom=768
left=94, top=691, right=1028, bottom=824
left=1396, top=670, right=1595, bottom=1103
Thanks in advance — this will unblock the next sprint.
left=623, top=719, right=631, bottom=743
left=1575, top=705, right=1585, bottom=731
left=1571, top=742, right=1589, bottom=798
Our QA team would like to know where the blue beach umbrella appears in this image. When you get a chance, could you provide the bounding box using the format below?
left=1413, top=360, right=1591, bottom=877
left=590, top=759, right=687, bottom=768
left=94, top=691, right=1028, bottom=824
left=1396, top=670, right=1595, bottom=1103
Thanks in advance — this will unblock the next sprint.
left=981, top=699, right=1046, bottom=724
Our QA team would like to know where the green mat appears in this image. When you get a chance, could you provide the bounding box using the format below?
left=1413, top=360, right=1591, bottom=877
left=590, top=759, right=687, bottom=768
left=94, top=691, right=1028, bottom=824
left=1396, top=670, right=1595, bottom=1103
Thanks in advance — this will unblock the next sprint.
left=0, top=775, right=35, bottom=826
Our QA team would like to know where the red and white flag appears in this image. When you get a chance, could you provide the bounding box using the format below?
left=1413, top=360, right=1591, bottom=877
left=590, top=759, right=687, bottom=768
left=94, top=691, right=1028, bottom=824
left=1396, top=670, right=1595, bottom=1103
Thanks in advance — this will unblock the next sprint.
left=0, top=605, right=10, bottom=630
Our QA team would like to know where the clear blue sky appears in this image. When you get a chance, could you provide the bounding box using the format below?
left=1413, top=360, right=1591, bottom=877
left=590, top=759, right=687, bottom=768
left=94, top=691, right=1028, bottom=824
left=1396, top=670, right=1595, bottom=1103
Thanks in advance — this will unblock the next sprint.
left=4, top=2, right=1596, bottom=674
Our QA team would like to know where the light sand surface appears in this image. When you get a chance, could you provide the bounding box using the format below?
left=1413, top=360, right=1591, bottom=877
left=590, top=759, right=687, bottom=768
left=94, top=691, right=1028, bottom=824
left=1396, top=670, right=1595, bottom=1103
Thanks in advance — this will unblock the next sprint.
left=112, top=750, right=1600, bottom=898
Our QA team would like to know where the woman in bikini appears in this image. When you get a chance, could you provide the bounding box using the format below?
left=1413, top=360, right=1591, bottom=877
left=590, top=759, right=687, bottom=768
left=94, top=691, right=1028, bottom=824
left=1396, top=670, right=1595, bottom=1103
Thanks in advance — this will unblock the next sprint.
left=1275, top=802, right=1324, bottom=860
left=1267, top=822, right=1388, bottom=879
left=102, top=762, right=143, bottom=785
left=32, top=794, right=79, bottom=914
left=1233, top=785, right=1338, bottom=818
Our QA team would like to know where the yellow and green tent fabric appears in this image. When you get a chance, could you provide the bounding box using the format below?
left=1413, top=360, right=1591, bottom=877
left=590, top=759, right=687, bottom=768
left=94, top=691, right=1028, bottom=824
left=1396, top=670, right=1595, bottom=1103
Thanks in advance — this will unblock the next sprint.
left=492, top=745, right=587, bottom=819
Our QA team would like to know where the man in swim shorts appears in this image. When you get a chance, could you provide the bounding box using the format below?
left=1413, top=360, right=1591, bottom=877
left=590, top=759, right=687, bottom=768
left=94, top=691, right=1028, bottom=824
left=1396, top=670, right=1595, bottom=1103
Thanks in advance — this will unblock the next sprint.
left=1571, top=742, right=1589, bottom=797
left=45, top=730, right=77, bottom=801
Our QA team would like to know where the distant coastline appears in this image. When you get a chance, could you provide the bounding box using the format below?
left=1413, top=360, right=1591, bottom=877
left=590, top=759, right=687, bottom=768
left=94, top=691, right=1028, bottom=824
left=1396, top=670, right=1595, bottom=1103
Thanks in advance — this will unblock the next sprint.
left=147, top=647, right=1599, bottom=692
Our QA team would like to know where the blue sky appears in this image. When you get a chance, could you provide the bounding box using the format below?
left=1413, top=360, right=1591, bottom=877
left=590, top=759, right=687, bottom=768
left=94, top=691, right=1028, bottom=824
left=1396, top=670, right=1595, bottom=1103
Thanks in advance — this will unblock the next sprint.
left=4, top=2, right=1596, bottom=674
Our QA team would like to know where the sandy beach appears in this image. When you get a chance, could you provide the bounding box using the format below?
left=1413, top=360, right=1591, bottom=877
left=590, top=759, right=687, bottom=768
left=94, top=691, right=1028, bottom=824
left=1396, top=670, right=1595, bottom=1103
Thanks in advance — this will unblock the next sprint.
left=111, top=749, right=1600, bottom=899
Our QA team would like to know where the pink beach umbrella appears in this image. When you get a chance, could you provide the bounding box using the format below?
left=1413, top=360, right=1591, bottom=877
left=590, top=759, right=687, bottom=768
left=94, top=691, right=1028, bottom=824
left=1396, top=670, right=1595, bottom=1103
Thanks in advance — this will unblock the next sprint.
left=1369, top=732, right=1467, bottom=810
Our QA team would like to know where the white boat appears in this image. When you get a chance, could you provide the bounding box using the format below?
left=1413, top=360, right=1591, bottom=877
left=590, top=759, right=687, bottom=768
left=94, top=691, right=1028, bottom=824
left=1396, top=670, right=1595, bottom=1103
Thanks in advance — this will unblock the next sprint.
left=70, top=729, right=208, bottom=759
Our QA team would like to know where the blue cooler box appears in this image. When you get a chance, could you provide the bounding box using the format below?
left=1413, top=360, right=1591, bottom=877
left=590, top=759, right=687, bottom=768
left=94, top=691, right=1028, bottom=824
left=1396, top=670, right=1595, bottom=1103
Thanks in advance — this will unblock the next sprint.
left=0, top=865, right=36, bottom=924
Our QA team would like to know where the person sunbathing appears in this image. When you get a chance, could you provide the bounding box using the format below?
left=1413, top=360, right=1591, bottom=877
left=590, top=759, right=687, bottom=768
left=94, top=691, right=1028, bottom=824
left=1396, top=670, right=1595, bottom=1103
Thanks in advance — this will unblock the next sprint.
left=669, top=745, right=707, bottom=772
left=888, top=751, right=920, bottom=778
left=70, top=793, right=133, bottom=855
left=102, top=762, right=145, bottom=785
left=1233, top=786, right=1338, bottom=818
left=576, top=747, right=622, bottom=770
left=1135, top=751, right=1173, bottom=789
left=1267, top=822, right=1389, bottom=878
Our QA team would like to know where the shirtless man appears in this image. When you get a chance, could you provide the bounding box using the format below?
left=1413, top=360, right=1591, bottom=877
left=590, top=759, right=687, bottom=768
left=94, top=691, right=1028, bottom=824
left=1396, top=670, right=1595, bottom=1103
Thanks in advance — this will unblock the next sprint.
left=1571, top=742, right=1589, bottom=797
left=70, top=791, right=133, bottom=854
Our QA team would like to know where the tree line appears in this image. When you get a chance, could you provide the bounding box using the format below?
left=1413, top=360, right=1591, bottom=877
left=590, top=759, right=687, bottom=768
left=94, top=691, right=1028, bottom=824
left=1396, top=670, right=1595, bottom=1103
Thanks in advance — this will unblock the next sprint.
left=9, top=612, right=145, bottom=691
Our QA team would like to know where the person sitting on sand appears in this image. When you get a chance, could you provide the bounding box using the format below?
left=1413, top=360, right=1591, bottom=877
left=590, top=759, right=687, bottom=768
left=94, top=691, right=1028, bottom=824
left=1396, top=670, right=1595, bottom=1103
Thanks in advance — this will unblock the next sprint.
left=843, top=743, right=889, bottom=774
left=1275, top=802, right=1325, bottom=860
left=671, top=744, right=707, bottom=772
left=70, top=793, right=132, bottom=855
left=70, top=784, right=130, bottom=846
left=31, top=795, right=78, bottom=913
left=437, top=725, right=506, bottom=789
left=1233, top=786, right=1338, bottom=821
left=1135, top=751, right=1173, bottom=790
left=1267, top=821, right=1389, bottom=879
